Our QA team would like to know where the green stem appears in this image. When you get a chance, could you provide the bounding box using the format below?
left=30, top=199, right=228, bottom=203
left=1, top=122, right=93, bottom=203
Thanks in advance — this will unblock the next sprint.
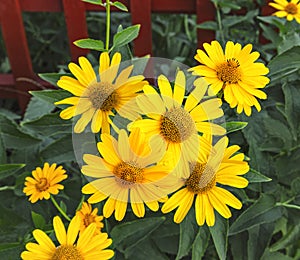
left=50, top=195, right=71, bottom=221
left=215, top=3, right=225, bottom=44
left=276, top=202, right=300, bottom=210
left=0, top=186, right=14, bottom=191
left=105, top=0, right=111, bottom=50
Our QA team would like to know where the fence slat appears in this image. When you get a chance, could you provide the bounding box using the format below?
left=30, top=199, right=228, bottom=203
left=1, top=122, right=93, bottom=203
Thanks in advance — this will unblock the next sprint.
left=131, top=0, right=153, bottom=57
left=0, top=0, right=36, bottom=110
left=62, top=0, right=89, bottom=61
left=196, top=0, right=215, bottom=48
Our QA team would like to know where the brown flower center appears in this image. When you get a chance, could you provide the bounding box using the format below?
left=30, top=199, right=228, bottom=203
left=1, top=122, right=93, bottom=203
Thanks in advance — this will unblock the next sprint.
left=113, top=161, right=144, bottom=186
left=52, top=245, right=83, bottom=260
left=185, top=163, right=216, bottom=194
left=285, top=3, right=298, bottom=14
left=83, top=214, right=95, bottom=228
left=86, top=82, right=119, bottom=111
left=216, top=58, right=241, bottom=85
left=160, top=107, right=196, bottom=143
left=35, top=178, right=49, bottom=192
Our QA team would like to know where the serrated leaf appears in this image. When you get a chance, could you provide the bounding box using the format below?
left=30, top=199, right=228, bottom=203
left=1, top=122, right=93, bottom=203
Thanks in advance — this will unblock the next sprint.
left=177, top=208, right=199, bottom=259
left=223, top=121, right=248, bottom=134
left=22, top=113, right=72, bottom=136
left=38, top=73, right=71, bottom=86
left=40, top=134, right=75, bottom=164
left=270, top=224, right=300, bottom=252
left=209, top=213, right=228, bottom=260
left=74, top=38, right=105, bottom=51
left=31, top=211, right=46, bottom=229
left=192, top=226, right=210, bottom=260
left=229, top=194, right=283, bottom=235
left=0, top=164, right=25, bottom=180
left=113, top=25, right=140, bottom=49
left=112, top=1, right=128, bottom=12
left=245, top=168, right=272, bottom=183
left=110, top=217, right=165, bottom=251
left=30, top=90, right=72, bottom=105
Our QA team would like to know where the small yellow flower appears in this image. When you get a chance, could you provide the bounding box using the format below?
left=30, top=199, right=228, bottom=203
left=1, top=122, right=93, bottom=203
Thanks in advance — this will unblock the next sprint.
left=161, top=136, right=249, bottom=226
left=23, top=163, right=67, bottom=203
left=190, top=41, right=270, bottom=116
left=269, top=0, right=300, bottom=23
left=76, top=202, right=104, bottom=234
left=55, top=52, right=148, bottom=134
left=21, top=215, right=114, bottom=260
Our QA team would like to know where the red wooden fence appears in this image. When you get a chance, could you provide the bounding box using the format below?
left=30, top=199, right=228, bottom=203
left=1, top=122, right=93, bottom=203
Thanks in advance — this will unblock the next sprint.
left=0, top=0, right=273, bottom=111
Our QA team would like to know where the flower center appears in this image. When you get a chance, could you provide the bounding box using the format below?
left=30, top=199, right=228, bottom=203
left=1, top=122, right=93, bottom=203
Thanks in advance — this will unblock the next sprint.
left=52, top=245, right=83, bottom=260
left=285, top=3, right=298, bottom=14
left=185, top=162, right=216, bottom=194
left=216, top=58, right=241, bottom=85
left=113, top=161, right=144, bottom=186
left=160, top=107, right=196, bottom=143
left=83, top=214, right=95, bottom=228
left=35, top=178, right=49, bottom=192
left=86, top=82, right=119, bottom=111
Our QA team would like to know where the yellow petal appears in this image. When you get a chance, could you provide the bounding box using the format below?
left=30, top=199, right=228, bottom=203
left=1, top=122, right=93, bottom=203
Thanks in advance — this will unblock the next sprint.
left=53, top=216, right=67, bottom=245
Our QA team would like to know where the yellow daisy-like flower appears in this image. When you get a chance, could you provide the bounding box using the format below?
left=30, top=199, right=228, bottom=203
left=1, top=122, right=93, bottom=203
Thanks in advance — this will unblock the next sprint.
left=161, top=136, right=249, bottom=226
left=55, top=52, right=148, bottom=134
left=76, top=202, right=104, bottom=234
left=81, top=128, right=181, bottom=221
left=269, top=0, right=300, bottom=23
left=129, top=70, right=225, bottom=177
left=23, top=163, right=67, bottom=203
left=190, top=41, right=270, bottom=116
left=21, top=215, right=114, bottom=260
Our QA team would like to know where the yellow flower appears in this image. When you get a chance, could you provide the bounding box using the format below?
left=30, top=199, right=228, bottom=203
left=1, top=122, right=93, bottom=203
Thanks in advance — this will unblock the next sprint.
left=81, top=129, right=181, bottom=221
left=21, top=215, right=114, bottom=260
left=76, top=202, right=104, bottom=234
left=55, top=52, right=148, bottom=134
left=129, top=70, right=225, bottom=177
left=190, top=41, right=270, bottom=116
left=161, top=136, right=249, bottom=226
left=23, top=163, right=67, bottom=203
left=269, top=0, right=300, bottom=23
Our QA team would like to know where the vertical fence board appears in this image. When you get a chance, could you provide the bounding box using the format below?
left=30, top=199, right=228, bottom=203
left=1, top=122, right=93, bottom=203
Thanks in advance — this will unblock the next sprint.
left=62, top=0, right=89, bottom=61
left=131, top=0, right=153, bottom=57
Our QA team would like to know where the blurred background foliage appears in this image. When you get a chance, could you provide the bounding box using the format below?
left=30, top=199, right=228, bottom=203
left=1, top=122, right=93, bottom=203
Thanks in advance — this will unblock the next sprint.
left=0, top=0, right=300, bottom=259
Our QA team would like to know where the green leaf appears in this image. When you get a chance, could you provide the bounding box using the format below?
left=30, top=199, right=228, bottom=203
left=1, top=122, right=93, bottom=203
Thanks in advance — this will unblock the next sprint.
left=0, top=115, right=42, bottom=149
left=177, top=208, right=199, bottom=259
left=60, top=201, right=68, bottom=214
left=30, top=90, right=72, bottom=105
left=23, top=96, right=55, bottom=122
left=82, top=0, right=103, bottom=5
left=229, top=232, right=248, bottom=260
left=38, top=73, right=71, bottom=87
left=73, top=38, right=105, bottom=51
left=31, top=211, right=46, bottom=229
left=110, top=217, right=165, bottom=252
left=223, top=121, right=248, bottom=134
left=192, top=226, right=210, bottom=260
left=0, top=242, right=22, bottom=260
left=196, top=21, right=218, bottom=30
left=113, top=24, right=140, bottom=49
left=209, top=213, right=228, bottom=260
left=270, top=223, right=300, bottom=252
left=245, top=168, right=272, bottom=183
left=40, top=134, right=75, bottom=164
left=22, top=113, right=72, bottom=136
left=268, top=47, right=300, bottom=78
left=0, top=164, right=25, bottom=180
left=0, top=134, right=6, bottom=164
left=229, top=194, right=283, bottom=235
left=112, top=1, right=128, bottom=12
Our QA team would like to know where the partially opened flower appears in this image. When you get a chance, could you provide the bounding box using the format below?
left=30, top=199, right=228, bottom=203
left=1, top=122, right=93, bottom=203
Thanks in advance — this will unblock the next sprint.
left=81, top=129, right=181, bottom=221
left=190, top=41, right=270, bottom=116
left=76, top=202, right=104, bottom=234
left=129, top=70, right=225, bottom=177
left=269, top=0, right=300, bottom=23
left=55, top=52, right=148, bottom=134
left=21, top=215, right=114, bottom=260
left=23, top=162, right=67, bottom=203
left=161, top=136, right=249, bottom=226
